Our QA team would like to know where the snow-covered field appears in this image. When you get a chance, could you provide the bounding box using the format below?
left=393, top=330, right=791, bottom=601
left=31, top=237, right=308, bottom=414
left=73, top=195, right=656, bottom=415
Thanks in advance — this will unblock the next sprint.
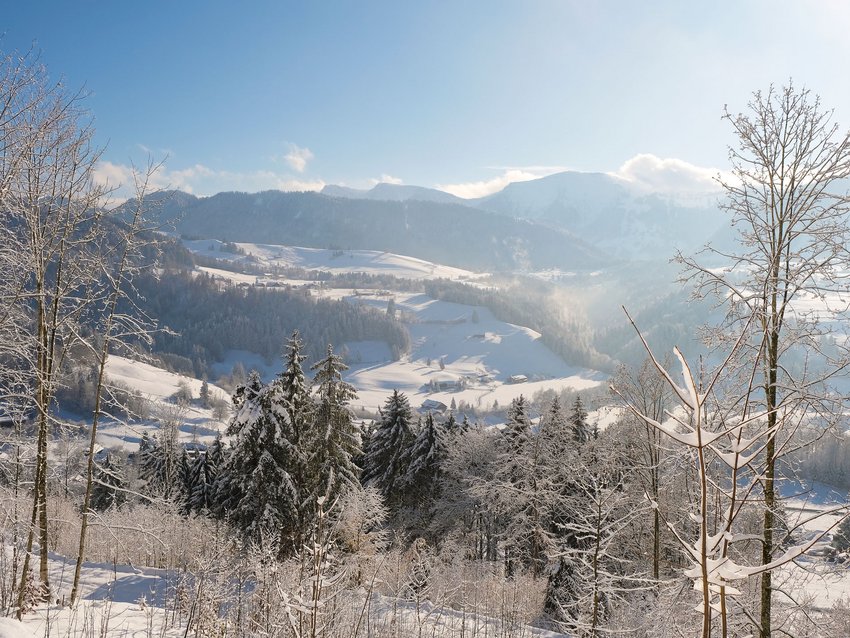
left=774, top=480, right=850, bottom=611
left=340, top=291, right=605, bottom=413
left=1, top=552, right=570, bottom=638
left=183, top=238, right=609, bottom=419
left=184, top=239, right=486, bottom=282
left=92, top=356, right=229, bottom=453
left=5, top=552, right=186, bottom=638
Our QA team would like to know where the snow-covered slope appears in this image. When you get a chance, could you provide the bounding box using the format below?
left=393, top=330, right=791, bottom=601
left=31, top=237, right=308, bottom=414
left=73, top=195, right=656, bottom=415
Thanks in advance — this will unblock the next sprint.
left=334, top=290, right=605, bottom=414
left=185, top=240, right=484, bottom=281
left=474, top=171, right=725, bottom=260
left=181, top=239, right=606, bottom=417
left=96, top=356, right=228, bottom=452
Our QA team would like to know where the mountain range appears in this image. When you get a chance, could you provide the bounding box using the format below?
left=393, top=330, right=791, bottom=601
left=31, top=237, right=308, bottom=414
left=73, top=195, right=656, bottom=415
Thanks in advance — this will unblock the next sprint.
left=139, top=171, right=728, bottom=272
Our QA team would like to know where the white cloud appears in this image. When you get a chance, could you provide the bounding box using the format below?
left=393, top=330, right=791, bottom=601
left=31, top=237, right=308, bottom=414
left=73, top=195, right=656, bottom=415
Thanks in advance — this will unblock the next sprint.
left=369, top=174, right=403, bottom=186
left=612, top=154, right=726, bottom=194
left=436, top=167, right=565, bottom=199
left=283, top=143, right=314, bottom=173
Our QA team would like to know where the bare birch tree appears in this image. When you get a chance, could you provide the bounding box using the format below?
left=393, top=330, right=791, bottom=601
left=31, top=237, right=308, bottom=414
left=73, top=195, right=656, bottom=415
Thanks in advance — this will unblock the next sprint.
left=676, top=82, right=850, bottom=637
left=69, top=161, right=162, bottom=604
left=0, top=48, right=114, bottom=610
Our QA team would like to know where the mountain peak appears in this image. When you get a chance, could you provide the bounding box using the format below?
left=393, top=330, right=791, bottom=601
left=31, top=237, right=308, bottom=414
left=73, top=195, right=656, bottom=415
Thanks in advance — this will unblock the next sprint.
left=321, top=182, right=463, bottom=205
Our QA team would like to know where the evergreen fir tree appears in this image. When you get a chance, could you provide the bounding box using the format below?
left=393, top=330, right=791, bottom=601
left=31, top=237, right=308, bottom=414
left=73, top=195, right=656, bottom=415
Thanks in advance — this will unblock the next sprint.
left=544, top=555, right=582, bottom=628
left=139, top=433, right=169, bottom=497
left=90, top=452, right=127, bottom=512
left=833, top=515, right=850, bottom=553
left=354, top=420, right=374, bottom=474
left=569, top=395, right=590, bottom=444
left=279, top=331, right=313, bottom=448
left=502, top=395, right=532, bottom=482
left=178, top=448, right=193, bottom=514
left=214, top=373, right=263, bottom=517
left=362, top=389, right=415, bottom=504
left=194, top=432, right=225, bottom=514
left=307, top=344, right=361, bottom=513
left=443, top=411, right=459, bottom=435
left=404, top=411, right=448, bottom=505
left=217, top=371, right=301, bottom=554
left=187, top=451, right=210, bottom=514
left=199, top=379, right=211, bottom=408
left=540, top=396, right=571, bottom=457
left=277, top=330, right=315, bottom=540
left=496, top=395, right=553, bottom=577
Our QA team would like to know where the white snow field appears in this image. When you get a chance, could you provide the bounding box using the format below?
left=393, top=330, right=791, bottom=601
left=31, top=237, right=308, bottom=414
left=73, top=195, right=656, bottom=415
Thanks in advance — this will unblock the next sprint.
left=184, top=239, right=486, bottom=282
left=92, top=356, right=229, bottom=453
left=772, top=479, right=850, bottom=612
left=7, top=552, right=570, bottom=638
left=10, top=552, right=187, bottom=638
left=342, top=290, right=605, bottom=414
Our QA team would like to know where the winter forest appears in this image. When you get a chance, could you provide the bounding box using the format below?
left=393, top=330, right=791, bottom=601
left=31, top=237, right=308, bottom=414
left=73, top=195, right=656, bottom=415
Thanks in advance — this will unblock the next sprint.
left=6, top=18, right=850, bottom=638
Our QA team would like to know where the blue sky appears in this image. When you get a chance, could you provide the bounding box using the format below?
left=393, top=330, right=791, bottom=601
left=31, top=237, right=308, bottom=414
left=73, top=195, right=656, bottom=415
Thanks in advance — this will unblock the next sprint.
left=5, top=1, right=850, bottom=197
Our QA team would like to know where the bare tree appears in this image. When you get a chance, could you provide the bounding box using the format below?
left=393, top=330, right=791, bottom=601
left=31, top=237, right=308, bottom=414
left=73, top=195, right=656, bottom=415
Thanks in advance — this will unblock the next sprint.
left=615, top=310, right=850, bottom=638
left=69, top=160, right=162, bottom=604
left=610, top=358, right=673, bottom=581
left=677, top=82, right=850, bottom=636
left=0, top=48, right=120, bottom=609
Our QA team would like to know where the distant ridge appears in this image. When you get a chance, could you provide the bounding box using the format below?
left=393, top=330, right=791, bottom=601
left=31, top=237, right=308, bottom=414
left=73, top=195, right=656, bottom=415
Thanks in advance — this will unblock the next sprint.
left=139, top=189, right=604, bottom=272
left=136, top=169, right=726, bottom=268
left=319, top=170, right=725, bottom=260
left=322, top=182, right=465, bottom=205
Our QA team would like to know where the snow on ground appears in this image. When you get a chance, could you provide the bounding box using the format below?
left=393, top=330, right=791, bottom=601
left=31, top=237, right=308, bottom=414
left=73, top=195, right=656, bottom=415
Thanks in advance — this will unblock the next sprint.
left=197, top=265, right=257, bottom=284
left=93, top=356, right=229, bottom=453
left=182, top=238, right=607, bottom=417
left=0, top=617, right=35, bottom=638
left=766, top=479, right=850, bottom=611
left=343, top=291, right=606, bottom=413
left=12, top=551, right=190, bottom=637
left=10, top=551, right=568, bottom=638
left=104, top=357, right=224, bottom=405
left=184, top=239, right=486, bottom=281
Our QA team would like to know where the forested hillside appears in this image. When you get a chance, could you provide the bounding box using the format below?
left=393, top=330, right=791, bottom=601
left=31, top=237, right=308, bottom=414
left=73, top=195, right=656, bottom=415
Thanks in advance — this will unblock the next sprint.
left=129, top=269, right=410, bottom=378
left=137, top=190, right=604, bottom=272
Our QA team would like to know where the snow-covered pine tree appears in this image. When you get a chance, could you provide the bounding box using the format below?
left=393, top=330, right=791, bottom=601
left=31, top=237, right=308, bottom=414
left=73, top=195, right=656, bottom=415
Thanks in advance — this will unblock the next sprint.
left=192, top=432, right=224, bottom=514
left=139, top=433, right=172, bottom=498
left=199, top=379, right=211, bottom=408
left=404, top=411, right=448, bottom=506
left=178, top=448, right=193, bottom=514
left=569, top=395, right=590, bottom=443
left=538, top=396, right=581, bottom=545
left=540, top=396, right=570, bottom=457
left=362, top=389, right=415, bottom=506
left=306, top=345, right=361, bottom=514
left=548, top=435, right=644, bottom=636
left=217, top=370, right=301, bottom=554
left=442, top=410, right=458, bottom=434
left=137, top=430, right=154, bottom=474
left=214, top=373, right=263, bottom=518
left=496, top=394, right=555, bottom=577
left=277, top=330, right=315, bottom=540
left=90, top=452, right=127, bottom=512
left=502, top=395, right=532, bottom=483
